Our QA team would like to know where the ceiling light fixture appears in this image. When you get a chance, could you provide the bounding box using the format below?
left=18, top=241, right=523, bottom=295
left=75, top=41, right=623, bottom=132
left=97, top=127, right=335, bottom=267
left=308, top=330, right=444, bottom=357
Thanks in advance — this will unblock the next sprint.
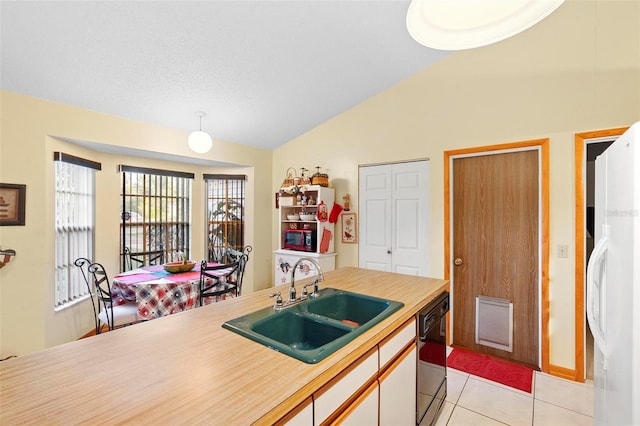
left=406, top=0, right=565, bottom=51
left=187, top=111, right=213, bottom=154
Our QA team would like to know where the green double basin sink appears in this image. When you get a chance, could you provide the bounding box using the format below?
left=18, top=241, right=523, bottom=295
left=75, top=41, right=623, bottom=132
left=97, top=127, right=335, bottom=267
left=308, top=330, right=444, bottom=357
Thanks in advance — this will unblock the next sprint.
left=222, top=288, right=404, bottom=364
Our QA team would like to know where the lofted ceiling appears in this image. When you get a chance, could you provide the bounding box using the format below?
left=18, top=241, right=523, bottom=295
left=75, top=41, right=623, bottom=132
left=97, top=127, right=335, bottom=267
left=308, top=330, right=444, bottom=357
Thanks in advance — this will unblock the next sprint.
left=0, top=1, right=449, bottom=151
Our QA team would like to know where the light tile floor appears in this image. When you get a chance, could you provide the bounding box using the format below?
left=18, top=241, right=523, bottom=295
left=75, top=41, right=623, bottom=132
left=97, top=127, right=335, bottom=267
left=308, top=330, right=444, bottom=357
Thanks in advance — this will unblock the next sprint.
left=433, top=352, right=594, bottom=426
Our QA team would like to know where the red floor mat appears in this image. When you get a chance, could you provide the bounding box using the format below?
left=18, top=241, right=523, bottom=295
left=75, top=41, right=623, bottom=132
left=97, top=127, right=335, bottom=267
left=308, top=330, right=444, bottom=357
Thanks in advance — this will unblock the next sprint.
left=447, top=347, right=534, bottom=393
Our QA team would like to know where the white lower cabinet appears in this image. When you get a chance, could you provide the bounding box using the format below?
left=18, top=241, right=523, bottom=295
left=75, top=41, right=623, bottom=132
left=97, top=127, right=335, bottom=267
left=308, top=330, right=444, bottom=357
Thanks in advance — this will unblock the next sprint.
left=379, top=343, right=417, bottom=426
left=304, top=317, right=417, bottom=426
left=334, top=379, right=379, bottom=425
left=279, top=397, right=313, bottom=426
left=314, top=347, right=378, bottom=425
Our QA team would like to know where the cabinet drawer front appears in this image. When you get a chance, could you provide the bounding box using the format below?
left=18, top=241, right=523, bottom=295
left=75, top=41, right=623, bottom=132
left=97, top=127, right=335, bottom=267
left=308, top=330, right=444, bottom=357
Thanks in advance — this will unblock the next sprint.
left=379, top=318, right=416, bottom=369
left=314, top=348, right=377, bottom=425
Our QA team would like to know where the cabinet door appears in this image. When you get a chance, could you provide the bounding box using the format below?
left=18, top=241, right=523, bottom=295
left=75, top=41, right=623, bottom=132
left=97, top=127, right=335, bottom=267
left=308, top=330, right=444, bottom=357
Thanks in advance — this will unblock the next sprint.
left=275, top=253, right=297, bottom=285
left=330, top=379, right=378, bottom=426
left=314, top=348, right=377, bottom=425
left=379, top=343, right=417, bottom=426
left=276, top=396, right=313, bottom=426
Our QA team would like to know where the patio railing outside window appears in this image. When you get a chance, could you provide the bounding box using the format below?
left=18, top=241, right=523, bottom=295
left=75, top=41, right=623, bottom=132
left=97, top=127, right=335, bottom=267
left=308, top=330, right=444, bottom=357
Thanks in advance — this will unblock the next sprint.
left=120, top=165, right=193, bottom=271
left=205, top=174, right=246, bottom=262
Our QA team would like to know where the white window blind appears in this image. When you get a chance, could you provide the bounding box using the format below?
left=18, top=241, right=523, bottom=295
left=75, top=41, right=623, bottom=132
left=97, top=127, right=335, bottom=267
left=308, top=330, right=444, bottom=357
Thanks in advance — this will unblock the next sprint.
left=54, top=153, right=100, bottom=308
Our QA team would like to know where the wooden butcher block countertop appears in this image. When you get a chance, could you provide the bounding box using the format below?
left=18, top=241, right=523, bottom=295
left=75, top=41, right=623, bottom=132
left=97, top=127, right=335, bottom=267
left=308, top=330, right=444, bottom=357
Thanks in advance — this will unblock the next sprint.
left=0, top=267, right=448, bottom=425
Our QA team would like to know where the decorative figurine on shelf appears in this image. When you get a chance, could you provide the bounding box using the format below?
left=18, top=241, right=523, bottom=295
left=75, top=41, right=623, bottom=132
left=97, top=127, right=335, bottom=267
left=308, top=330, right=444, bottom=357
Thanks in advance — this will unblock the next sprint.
left=343, top=194, right=351, bottom=211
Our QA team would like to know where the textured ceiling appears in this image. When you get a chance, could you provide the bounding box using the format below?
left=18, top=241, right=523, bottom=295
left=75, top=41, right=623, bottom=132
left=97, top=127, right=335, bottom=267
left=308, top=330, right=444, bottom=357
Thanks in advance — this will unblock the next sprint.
left=0, top=1, right=449, bottom=151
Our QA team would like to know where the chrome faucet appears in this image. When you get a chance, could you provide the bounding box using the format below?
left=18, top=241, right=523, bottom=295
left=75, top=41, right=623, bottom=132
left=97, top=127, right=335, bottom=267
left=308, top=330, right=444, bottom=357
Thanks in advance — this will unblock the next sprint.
left=291, top=257, right=324, bottom=300
left=269, top=257, right=325, bottom=310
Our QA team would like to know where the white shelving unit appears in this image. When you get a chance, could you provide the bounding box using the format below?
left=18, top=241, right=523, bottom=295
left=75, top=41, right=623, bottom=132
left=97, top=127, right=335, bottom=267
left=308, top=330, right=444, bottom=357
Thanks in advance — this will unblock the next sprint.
left=275, top=185, right=336, bottom=286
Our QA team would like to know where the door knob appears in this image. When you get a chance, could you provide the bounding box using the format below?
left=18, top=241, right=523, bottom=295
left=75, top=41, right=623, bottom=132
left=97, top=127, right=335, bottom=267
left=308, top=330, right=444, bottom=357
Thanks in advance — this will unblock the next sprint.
left=454, top=257, right=463, bottom=266
left=387, top=250, right=392, bottom=254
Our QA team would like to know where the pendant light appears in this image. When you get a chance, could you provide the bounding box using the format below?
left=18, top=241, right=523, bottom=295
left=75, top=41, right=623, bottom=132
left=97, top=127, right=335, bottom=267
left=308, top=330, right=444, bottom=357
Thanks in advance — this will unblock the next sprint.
left=187, top=111, right=213, bottom=154
left=406, top=0, right=565, bottom=51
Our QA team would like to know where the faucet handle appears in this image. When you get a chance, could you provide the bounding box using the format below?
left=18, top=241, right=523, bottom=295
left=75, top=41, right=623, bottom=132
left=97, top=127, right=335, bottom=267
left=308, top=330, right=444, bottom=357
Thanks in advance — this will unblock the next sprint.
left=269, top=292, right=283, bottom=307
left=304, top=280, right=320, bottom=297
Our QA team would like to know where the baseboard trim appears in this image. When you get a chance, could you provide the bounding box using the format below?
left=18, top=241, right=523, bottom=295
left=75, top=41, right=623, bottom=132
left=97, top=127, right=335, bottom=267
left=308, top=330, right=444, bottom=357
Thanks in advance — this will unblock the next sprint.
left=79, top=326, right=108, bottom=339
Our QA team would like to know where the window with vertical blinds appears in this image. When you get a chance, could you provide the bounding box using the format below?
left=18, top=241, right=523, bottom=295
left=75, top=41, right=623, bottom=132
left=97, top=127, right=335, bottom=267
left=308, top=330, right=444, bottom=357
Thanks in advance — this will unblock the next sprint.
left=119, top=166, right=193, bottom=271
left=204, top=174, right=246, bottom=262
left=54, top=152, right=101, bottom=308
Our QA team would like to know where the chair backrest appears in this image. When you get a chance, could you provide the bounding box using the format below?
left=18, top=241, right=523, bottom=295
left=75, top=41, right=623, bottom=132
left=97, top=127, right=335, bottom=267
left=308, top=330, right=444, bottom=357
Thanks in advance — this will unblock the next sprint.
left=74, top=257, right=98, bottom=334
left=200, top=260, right=240, bottom=282
left=198, top=260, right=241, bottom=305
left=124, top=247, right=165, bottom=270
left=224, top=245, right=252, bottom=296
left=87, top=262, right=115, bottom=331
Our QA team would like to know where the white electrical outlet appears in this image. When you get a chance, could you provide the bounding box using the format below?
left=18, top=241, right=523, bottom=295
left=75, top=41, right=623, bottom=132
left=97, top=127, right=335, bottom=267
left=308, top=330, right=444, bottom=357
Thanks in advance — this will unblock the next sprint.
left=558, top=244, right=569, bottom=258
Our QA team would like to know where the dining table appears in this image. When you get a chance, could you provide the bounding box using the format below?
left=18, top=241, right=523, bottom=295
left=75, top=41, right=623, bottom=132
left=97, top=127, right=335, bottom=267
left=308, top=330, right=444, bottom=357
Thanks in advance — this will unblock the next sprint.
left=111, top=263, right=232, bottom=320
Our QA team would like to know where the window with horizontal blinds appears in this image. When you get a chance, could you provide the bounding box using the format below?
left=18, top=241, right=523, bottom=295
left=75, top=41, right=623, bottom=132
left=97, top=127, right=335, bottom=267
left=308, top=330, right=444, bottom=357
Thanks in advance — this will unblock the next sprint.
left=204, top=175, right=246, bottom=262
left=54, top=152, right=100, bottom=308
left=120, top=166, right=193, bottom=271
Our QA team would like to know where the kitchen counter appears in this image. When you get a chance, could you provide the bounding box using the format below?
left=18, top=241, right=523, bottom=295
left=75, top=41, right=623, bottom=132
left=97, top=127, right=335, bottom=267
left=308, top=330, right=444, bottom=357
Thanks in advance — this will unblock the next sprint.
left=0, top=267, right=448, bottom=424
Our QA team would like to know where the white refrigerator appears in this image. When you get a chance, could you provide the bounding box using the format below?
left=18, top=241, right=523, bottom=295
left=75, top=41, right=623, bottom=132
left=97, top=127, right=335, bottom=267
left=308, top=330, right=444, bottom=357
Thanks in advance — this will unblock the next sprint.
left=587, top=121, right=640, bottom=426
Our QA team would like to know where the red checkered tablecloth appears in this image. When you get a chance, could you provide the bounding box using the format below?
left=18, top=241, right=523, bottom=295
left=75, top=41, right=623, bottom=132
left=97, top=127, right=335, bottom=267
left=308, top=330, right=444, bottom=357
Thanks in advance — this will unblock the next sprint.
left=112, top=264, right=228, bottom=321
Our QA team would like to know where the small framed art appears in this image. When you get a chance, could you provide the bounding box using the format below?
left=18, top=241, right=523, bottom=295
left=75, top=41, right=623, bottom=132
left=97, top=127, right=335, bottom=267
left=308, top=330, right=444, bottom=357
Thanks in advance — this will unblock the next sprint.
left=341, top=212, right=357, bottom=243
left=0, top=183, right=26, bottom=226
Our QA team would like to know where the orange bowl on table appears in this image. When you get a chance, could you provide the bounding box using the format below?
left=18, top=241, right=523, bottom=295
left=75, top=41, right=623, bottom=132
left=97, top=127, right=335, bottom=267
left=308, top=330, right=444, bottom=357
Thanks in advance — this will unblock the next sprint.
left=163, top=260, right=197, bottom=273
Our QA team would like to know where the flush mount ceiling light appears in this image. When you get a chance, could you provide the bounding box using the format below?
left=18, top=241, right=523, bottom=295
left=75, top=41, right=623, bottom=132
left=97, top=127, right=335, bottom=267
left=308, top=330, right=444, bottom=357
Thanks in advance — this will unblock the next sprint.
left=187, top=111, right=213, bottom=154
left=406, top=0, right=565, bottom=50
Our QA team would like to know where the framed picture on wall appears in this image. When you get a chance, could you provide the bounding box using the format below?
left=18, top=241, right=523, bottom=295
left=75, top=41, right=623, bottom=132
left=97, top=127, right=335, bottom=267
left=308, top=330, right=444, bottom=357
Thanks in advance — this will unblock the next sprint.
left=0, top=183, right=26, bottom=226
left=341, top=212, right=357, bottom=243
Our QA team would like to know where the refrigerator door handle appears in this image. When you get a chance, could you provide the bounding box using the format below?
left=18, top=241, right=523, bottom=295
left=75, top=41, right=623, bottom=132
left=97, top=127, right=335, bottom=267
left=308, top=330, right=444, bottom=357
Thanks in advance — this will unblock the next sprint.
left=587, top=228, right=608, bottom=369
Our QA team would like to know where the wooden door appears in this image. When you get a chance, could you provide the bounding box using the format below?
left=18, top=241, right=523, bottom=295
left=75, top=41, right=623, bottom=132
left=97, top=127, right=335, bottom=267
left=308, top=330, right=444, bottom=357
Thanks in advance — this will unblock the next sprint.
left=359, top=161, right=429, bottom=275
left=452, top=150, right=539, bottom=367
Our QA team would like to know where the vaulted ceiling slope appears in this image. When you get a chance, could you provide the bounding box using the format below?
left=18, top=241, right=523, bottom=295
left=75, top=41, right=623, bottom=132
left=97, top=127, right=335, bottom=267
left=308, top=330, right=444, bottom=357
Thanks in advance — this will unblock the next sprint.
left=0, top=1, right=449, bottom=150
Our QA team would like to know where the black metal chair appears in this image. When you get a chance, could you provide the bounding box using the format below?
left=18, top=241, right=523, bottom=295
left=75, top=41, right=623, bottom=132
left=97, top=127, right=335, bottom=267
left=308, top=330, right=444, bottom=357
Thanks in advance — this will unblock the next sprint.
left=74, top=257, right=99, bottom=334
left=198, top=260, right=241, bottom=306
left=124, top=247, right=165, bottom=271
left=224, top=245, right=252, bottom=296
left=87, top=262, right=138, bottom=332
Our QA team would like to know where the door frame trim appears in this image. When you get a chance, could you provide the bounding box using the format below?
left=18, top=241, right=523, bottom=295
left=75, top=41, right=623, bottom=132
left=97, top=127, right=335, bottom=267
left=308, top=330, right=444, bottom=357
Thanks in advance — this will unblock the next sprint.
left=573, top=127, right=628, bottom=382
left=444, top=139, right=549, bottom=371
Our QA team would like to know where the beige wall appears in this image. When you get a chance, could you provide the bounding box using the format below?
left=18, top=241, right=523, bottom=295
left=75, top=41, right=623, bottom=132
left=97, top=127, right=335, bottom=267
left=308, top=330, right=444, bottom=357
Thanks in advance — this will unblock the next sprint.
left=272, top=0, right=639, bottom=372
left=0, top=91, right=273, bottom=356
